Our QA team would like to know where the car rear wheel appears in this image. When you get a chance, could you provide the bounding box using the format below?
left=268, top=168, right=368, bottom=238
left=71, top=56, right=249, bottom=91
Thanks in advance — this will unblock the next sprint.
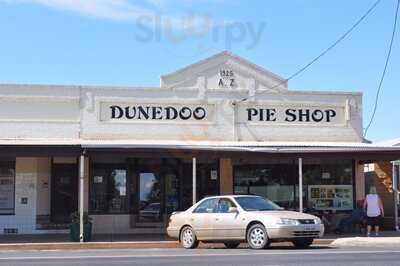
left=180, top=226, right=199, bottom=249
left=247, top=224, right=269, bottom=249
left=292, top=238, right=314, bottom=248
left=224, top=242, right=240, bottom=249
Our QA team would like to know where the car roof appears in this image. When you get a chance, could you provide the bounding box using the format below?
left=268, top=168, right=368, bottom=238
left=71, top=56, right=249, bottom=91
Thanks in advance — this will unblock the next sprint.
left=202, top=195, right=260, bottom=199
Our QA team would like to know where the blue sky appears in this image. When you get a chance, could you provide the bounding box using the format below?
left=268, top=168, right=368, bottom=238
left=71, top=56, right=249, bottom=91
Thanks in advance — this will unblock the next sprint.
left=0, top=0, right=399, bottom=142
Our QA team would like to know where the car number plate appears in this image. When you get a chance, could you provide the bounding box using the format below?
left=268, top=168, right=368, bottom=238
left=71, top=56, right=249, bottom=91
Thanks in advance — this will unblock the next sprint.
left=304, top=225, right=316, bottom=231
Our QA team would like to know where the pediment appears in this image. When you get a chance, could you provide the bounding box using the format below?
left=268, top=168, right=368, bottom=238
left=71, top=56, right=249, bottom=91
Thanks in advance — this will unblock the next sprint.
left=160, top=51, right=287, bottom=92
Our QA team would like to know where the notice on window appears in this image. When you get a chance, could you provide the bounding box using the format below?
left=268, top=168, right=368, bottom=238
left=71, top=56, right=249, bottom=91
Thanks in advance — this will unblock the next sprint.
left=210, top=170, right=218, bottom=180
left=94, top=176, right=103, bottom=184
left=308, top=185, right=353, bottom=210
left=0, top=175, right=14, bottom=214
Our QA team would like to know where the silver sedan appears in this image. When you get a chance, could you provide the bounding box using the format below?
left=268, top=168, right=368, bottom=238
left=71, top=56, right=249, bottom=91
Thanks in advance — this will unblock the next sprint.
left=167, top=195, right=324, bottom=249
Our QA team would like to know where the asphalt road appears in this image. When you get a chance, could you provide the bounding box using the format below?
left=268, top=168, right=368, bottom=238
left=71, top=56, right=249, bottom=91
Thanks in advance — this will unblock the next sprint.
left=1, top=246, right=400, bottom=266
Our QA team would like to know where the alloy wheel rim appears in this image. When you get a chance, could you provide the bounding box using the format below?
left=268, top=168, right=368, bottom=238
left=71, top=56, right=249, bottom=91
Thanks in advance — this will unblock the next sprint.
left=182, top=228, right=194, bottom=247
left=250, top=227, right=266, bottom=247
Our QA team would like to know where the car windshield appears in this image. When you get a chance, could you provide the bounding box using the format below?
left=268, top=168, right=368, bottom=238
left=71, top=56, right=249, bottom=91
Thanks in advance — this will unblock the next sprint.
left=234, top=196, right=283, bottom=211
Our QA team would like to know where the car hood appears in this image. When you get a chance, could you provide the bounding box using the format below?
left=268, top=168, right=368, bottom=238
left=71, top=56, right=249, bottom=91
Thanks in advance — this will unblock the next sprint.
left=253, top=210, right=317, bottom=219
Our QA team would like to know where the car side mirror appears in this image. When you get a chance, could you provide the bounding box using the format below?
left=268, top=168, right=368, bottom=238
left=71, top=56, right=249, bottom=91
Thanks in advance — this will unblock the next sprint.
left=228, top=207, right=238, bottom=213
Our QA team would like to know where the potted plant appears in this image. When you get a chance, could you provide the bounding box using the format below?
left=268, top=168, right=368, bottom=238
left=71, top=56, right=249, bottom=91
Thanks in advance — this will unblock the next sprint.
left=69, top=211, right=93, bottom=242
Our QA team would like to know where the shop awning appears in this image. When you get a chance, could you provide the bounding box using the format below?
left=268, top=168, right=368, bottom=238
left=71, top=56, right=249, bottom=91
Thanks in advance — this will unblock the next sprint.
left=81, top=140, right=400, bottom=161
left=0, top=138, right=81, bottom=156
left=0, top=139, right=80, bottom=146
left=80, top=139, right=400, bottom=152
left=1, top=138, right=400, bottom=160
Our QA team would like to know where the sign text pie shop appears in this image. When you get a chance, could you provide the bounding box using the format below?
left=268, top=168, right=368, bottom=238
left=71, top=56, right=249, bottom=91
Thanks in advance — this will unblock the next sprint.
left=100, top=102, right=345, bottom=125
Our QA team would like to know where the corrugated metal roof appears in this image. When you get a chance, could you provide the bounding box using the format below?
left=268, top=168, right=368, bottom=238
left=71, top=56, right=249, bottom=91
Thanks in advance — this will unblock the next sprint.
left=80, top=140, right=400, bottom=153
left=0, top=138, right=80, bottom=145
left=1, top=138, right=400, bottom=153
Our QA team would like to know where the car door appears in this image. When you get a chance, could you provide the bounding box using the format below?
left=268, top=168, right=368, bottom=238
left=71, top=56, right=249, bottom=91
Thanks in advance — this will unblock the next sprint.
left=190, top=198, right=218, bottom=240
left=212, top=198, right=247, bottom=239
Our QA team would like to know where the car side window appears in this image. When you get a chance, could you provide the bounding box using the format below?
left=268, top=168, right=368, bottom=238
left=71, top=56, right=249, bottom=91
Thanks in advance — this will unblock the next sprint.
left=216, top=198, right=236, bottom=213
left=193, top=198, right=218, bottom=213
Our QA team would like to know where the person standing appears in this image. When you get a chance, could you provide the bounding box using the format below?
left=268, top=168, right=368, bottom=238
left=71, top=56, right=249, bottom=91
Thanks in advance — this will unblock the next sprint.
left=363, top=186, right=384, bottom=237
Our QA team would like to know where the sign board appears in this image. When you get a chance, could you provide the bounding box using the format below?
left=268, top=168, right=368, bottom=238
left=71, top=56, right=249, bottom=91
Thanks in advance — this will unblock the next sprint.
left=238, top=104, right=346, bottom=125
left=100, top=103, right=216, bottom=123
left=100, top=102, right=347, bottom=126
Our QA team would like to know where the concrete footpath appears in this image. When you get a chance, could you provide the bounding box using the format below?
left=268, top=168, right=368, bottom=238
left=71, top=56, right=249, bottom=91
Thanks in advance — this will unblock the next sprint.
left=331, top=237, right=400, bottom=247
left=1, top=232, right=400, bottom=250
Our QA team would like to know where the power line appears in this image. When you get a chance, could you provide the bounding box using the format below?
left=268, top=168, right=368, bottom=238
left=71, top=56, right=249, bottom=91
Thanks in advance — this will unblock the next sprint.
left=239, top=0, right=382, bottom=102
left=364, top=0, right=400, bottom=137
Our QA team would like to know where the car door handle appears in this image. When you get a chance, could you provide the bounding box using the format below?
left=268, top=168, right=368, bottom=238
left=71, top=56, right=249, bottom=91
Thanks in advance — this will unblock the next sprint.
left=215, top=218, right=219, bottom=221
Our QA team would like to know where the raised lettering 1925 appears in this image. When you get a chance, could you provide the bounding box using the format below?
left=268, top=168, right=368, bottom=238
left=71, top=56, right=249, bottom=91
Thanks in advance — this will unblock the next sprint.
left=219, top=69, right=235, bottom=88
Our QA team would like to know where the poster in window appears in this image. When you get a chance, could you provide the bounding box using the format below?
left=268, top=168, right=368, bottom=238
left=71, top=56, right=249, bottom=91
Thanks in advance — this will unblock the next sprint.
left=322, top=172, right=331, bottom=179
left=94, top=176, right=103, bottom=184
left=210, top=170, right=218, bottom=180
left=308, top=185, right=353, bottom=210
left=0, top=174, right=14, bottom=214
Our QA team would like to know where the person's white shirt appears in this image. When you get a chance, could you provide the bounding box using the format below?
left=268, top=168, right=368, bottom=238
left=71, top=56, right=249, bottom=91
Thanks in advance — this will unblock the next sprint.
left=365, top=194, right=381, bottom=217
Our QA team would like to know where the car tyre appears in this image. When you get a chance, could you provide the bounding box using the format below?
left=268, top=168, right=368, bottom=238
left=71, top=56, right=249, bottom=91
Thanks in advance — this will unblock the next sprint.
left=180, top=226, right=199, bottom=249
left=246, top=223, right=269, bottom=249
left=292, top=238, right=314, bottom=248
left=224, top=242, right=240, bottom=249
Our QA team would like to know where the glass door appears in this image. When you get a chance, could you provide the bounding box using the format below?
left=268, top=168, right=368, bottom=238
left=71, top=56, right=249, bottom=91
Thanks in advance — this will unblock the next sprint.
left=164, top=170, right=179, bottom=214
left=51, top=164, right=78, bottom=223
left=138, top=172, right=162, bottom=222
left=131, top=158, right=182, bottom=227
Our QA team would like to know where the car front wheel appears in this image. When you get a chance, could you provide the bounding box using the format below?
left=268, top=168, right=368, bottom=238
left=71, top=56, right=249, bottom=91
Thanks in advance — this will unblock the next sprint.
left=180, top=226, right=199, bottom=249
left=247, top=224, right=269, bottom=249
left=292, top=238, right=314, bottom=248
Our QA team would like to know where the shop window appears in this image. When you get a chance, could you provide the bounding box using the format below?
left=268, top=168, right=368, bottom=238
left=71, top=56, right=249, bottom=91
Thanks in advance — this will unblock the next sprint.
left=182, top=160, right=219, bottom=210
left=233, top=162, right=297, bottom=210
left=0, top=160, right=15, bottom=215
left=165, top=173, right=179, bottom=214
left=303, top=159, right=353, bottom=211
left=90, top=164, right=128, bottom=214
left=233, top=159, right=354, bottom=212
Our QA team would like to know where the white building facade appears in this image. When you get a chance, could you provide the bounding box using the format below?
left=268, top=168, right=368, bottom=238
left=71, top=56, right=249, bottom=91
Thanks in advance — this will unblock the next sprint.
left=0, top=51, right=399, bottom=235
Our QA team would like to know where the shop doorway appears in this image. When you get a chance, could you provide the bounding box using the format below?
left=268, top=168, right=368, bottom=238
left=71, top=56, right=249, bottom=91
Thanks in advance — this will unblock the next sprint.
left=132, top=159, right=180, bottom=227
left=51, top=163, right=78, bottom=223
left=138, top=172, right=162, bottom=223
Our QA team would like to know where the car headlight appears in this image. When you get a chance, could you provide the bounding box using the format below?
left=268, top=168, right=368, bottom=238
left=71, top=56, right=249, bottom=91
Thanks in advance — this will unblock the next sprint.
left=277, top=218, right=300, bottom=226
left=314, top=217, right=322, bottom=224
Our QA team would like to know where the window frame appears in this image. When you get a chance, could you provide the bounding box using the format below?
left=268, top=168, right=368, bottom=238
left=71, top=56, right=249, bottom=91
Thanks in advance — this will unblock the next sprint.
left=233, top=162, right=297, bottom=210
left=0, top=160, right=16, bottom=216
left=233, top=159, right=355, bottom=212
left=302, top=159, right=355, bottom=211
left=89, top=162, right=129, bottom=215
